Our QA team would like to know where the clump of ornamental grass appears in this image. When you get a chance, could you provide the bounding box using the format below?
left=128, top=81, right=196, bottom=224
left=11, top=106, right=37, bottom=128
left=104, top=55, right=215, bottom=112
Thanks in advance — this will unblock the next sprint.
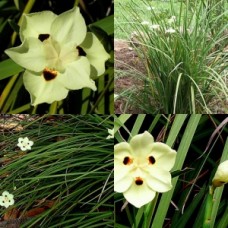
left=117, top=0, right=227, bottom=113
left=0, top=115, right=113, bottom=227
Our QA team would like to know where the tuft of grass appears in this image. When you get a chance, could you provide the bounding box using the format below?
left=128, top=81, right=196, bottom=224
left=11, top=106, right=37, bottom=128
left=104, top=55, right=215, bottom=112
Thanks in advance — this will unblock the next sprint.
left=115, top=0, right=228, bottom=113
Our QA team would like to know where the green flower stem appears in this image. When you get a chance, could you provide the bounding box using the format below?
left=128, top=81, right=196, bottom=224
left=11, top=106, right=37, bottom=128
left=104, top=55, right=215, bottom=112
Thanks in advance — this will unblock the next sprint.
left=49, top=101, right=58, bottom=114
left=203, top=185, right=215, bottom=228
left=58, top=101, right=64, bottom=114
left=143, top=193, right=159, bottom=228
left=31, top=105, right=37, bottom=114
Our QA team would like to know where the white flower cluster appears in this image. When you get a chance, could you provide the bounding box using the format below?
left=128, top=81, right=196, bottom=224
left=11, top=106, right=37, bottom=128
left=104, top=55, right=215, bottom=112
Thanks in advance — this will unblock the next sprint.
left=140, top=16, right=176, bottom=34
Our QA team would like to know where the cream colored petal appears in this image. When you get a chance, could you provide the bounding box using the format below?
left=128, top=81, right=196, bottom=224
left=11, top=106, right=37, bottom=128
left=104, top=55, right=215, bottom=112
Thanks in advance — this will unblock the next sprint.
left=212, top=160, right=228, bottom=187
left=23, top=137, right=29, bottom=142
left=20, top=11, right=57, bottom=41
left=0, top=196, right=5, bottom=206
left=149, top=142, right=176, bottom=171
left=123, top=182, right=156, bottom=208
left=23, top=70, right=69, bottom=106
left=145, top=168, right=172, bottom=192
left=114, top=142, right=132, bottom=159
left=58, top=57, right=96, bottom=91
left=114, top=174, right=133, bottom=193
left=80, top=32, right=110, bottom=76
left=51, top=7, right=86, bottom=45
left=59, top=42, right=78, bottom=67
left=114, top=143, right=134, bottom=183
left=29, top=140, right=34, bottom=146
left=129, top=131, right=155, bottom=157
left=114, top=154, right=133, bottom=183
left=5, top=38, right=46, bottom=72
left=42, top=37, right=60, bottom=69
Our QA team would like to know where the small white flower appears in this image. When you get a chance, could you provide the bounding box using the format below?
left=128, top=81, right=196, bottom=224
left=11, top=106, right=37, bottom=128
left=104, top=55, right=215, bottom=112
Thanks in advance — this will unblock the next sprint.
left=114, top=94, right=119, bottom=101
left=106, top=128, right=114, bottom=139
left=212, top=160, right=228, bottom=187
left=146, top=6, right=155, bottom=11
left=168, top=16, right=176, bottom=24
left=131, top=31, right=138, bottom=36
left=165, top=28, right=176, bottom=34
left=17, top=137, right=34, bottom=151
left=114, top=131, right=177, bottom=208
left=141, top=21, right=150, bottom=25
left=0, top=191, right=15, bottom=208
left=150, top=24, right=160, bottom=30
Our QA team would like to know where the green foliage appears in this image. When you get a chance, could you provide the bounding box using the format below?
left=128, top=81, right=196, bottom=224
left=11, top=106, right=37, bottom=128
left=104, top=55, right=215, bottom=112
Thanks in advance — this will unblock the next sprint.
left=0, top=59, right=23, bottom=80
left=0, top=115, right=113, bottom=227
left=115, top=0, right=228, bottom=113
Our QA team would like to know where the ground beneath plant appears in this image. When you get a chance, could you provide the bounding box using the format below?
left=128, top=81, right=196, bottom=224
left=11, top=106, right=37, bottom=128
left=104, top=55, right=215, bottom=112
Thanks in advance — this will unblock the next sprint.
left=114, top=39, right=146, bottom=113
left=114, top=38, right=227, bottom=114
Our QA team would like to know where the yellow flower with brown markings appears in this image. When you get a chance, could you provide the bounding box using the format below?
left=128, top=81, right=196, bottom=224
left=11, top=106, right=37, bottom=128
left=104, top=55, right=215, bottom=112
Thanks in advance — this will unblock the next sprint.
left=114, top=131, right=177, bottom=208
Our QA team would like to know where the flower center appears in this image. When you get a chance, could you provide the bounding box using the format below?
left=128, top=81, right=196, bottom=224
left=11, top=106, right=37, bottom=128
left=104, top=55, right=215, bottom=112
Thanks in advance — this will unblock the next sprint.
left=135, top=177, right=143, bottom=185
left=148, top=156, right=156, bottom=164
left=43, top=68, right=58, bottom=81
left=22, top=142, right=30, bottom=147
left=38, top=34, right=50, bottom=42
left=123, top=156, right=133, bottom=165
left=3, top=196, right=10, bottom=203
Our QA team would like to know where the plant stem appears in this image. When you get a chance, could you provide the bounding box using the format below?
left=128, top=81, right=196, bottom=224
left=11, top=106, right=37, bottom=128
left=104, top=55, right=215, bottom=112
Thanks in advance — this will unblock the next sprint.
left=203, top=185, right=215, bottom=228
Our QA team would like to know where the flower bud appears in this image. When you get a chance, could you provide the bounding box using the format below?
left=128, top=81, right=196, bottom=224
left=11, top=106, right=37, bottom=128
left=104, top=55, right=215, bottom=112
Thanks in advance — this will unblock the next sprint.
left=212, top=160, right=228, bottom=187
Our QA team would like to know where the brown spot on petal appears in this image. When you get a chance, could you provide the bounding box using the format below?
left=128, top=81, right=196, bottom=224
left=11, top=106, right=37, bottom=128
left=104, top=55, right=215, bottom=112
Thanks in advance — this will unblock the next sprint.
left=135, top=177, right=143, bottom=185
left=38, top=34, right=50, bottom=42
left=148, top=156, right=156, bottom=164
left=43, top=68, right=58, bottom=81
left=77, top=46, right=87, bottom=56
left=123, top=156, right=133, bottom=165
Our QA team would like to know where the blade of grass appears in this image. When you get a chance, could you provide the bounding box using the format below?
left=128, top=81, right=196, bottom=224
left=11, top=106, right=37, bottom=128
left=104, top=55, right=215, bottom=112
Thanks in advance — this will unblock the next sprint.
left=0, top=59, right=23, bottom=80
left=152, top=114, right=202, bottom=228
left=131, top=114, right=146, bottom=136
left=210, top=137, right=228, bottom=227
